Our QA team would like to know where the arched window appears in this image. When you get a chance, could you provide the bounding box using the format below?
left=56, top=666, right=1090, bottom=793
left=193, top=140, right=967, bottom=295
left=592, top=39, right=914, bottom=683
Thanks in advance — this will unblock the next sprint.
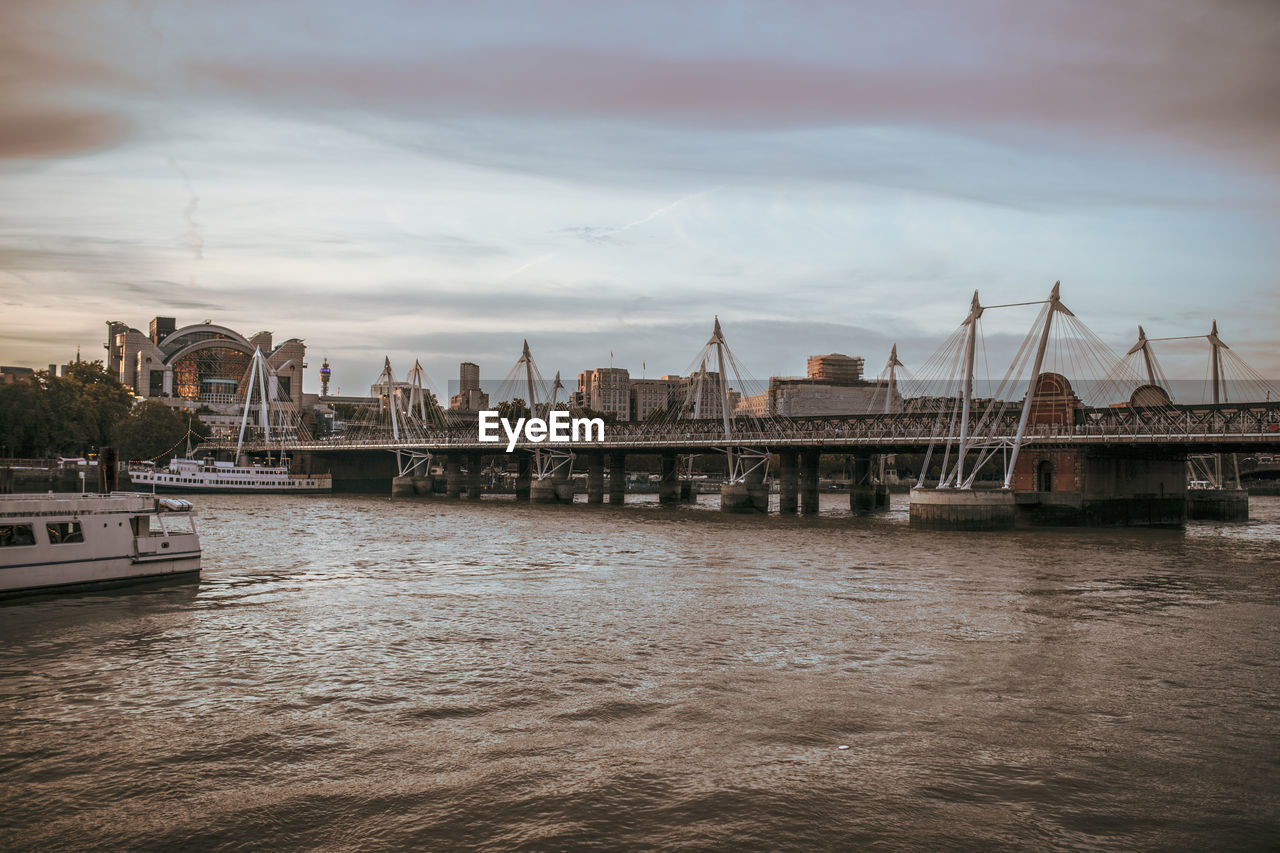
left=1037, top=459, right=1053, bottom=492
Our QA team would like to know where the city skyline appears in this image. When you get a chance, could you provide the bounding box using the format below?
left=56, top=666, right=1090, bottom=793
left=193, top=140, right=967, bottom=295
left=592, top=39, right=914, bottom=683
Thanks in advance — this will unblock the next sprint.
left=2, top=0, right=1278, bottom=392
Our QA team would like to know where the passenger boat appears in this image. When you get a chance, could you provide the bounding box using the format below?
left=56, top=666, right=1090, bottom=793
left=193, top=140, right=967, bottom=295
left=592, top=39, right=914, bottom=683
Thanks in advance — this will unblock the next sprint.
left=129, top=457, right=331, bottom=493
left=0, top=492, right=201, bottom=597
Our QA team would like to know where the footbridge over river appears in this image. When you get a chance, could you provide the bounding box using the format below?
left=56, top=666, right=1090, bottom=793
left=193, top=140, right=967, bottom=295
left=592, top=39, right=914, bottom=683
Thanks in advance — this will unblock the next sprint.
left=211, top=284, right=1280, bottom=528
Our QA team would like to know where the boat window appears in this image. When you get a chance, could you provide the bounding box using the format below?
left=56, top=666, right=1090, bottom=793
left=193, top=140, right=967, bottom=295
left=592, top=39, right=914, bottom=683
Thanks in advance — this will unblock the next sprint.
left=162, top=514, right=195, bottom=535
left=47, top=521, right=85, bottom=545
left=0, top=524, right=36, bottom=547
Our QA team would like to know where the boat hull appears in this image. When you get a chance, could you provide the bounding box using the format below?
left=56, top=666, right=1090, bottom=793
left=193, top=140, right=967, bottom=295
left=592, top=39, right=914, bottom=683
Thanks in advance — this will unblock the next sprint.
left=1, top=557, right=200, bottom=598
left=131, top=483, right=330, bottom=494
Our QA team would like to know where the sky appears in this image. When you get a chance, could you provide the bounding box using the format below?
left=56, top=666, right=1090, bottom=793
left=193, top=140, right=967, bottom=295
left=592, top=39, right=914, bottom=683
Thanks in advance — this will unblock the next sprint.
left=1, top=0, right=1277, bottom=397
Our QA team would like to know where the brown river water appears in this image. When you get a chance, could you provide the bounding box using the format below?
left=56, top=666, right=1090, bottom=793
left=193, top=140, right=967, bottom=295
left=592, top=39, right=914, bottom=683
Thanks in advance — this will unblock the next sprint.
left=2, top=493, right=1278, bottom=851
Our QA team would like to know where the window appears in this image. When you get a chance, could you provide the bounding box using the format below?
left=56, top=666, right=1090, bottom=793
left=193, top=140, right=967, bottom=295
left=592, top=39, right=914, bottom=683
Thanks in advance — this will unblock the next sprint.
left=0, top=524, right=36, bottom=547
left=47, top=521, right=84, bottom=545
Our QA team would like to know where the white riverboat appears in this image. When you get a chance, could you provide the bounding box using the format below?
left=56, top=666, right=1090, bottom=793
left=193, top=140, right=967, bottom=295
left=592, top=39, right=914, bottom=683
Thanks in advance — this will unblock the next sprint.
left=129, top=457, right=331, bottom=493
left=0, top=492, right=201, bottom=597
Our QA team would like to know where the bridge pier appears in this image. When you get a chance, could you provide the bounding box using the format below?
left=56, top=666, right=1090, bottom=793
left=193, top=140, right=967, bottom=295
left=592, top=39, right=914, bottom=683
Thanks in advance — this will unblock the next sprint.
left=778, top=451, right=798, bottom=514
left=721, top=460, right=768, bottom=513
left=553, top=455, right=575, bottom=503
left=466, top=454, right=483, bottom=500
left=850, top=454, right=890, bottom=512
left=658, top=453, right=682, bottom=506
left=799, top=449, right=820, bottom=515
left=586, top=453, right=604, bottom=504
left=445, top=455, right=464, bottom=499
left=514, top=455, right=531, bottom=501
left=1010, top=447, right=1187, bottom=527
left=910, top=487, right=1017, bottom=529
left=391, top=474, right=414, bottom=497
left=411, top=466, right=433, bottom=496
left=1187, top=488, right=1249, bottom=521
left=530, top=477, right=557, bottom=503
left=608, top=452, right=626, bottom=505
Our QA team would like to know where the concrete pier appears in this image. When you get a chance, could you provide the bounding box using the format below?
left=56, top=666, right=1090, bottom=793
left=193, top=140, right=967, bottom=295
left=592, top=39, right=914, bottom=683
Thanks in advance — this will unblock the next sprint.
left=586, top=453, right=604, bottom=504
left=530, top=478, right=557, bottom=503
left=608, top=452, right=626, bottom=505
left=553, top=455, right=574, bottom=502
left=799, top=450, right=820, bottom=515
left=466, top=455, right=483, bottom=500
left=658, top=453, right=682, bottom=506
left=849, top=454, right=890, bottom=512
left=391, top=475, right=414, bottom=497
left=720, top=462, right=768, bottom=513
left=515, top=455, right=531, bottom=501
left=445, top=456, right=463, bottom=499
left=910, top=487, right=1016, bottom=530
left=411, top=475, right=433, bottom=496
left=1186, top=488, right=1249, bottom=521
left=778, top=451, right=798, bottom=514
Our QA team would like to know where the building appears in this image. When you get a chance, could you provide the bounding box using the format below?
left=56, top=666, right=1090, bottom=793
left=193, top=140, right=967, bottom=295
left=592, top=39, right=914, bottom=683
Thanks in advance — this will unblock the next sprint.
left=575, top=367, right=630, bottom=420
left=630, top=377, right=678, bottom=421
left=673, top=371, right=729, bottom=421
left=806, top=353, right=865, bottom=383
left=760, top=352, right=897, bottom=417
left=104, top=317, right=312, bottom=437
left=449, top=361, right=489, bottom=413
left=1, top=366, right=36, bottom=385
left=735, top=393, right=770, bottom=417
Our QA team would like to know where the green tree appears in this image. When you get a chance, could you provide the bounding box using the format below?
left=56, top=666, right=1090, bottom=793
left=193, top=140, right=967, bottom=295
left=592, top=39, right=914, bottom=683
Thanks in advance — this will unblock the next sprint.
left=496, top=397, right=531, bottom=421
left=0, top=380, right=53, bottom=457
left=114, top=403, right=209, bottom=463
left=569, top=405, right=618, bottom=424
left=0, top=360, right=133, bottom=457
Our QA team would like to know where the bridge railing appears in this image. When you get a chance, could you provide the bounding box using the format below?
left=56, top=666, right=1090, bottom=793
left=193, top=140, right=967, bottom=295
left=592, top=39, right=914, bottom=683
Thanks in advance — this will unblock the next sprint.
left=207, top=401, right=1280, bottom=452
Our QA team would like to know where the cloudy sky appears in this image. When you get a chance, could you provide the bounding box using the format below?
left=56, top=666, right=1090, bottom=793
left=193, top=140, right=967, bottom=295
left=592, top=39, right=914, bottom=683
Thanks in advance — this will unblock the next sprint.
left=2, top=0, right=1277, bottom=395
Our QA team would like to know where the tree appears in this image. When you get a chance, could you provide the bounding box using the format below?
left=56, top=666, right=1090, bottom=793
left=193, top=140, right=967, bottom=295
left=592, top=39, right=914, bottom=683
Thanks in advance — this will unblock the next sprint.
left=0, top=380, right=52, bottom=457
left=0, top=360, right=133, bottom=457
left=569, top=405, right=618, bottom=424
left=114, top=402, right=209, bottom=463
left=496, top=397, right=531, bottom=421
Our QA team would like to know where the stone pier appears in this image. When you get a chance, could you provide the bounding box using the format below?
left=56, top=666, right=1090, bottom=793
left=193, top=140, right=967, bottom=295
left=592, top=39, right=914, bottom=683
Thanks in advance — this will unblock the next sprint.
left=586, top=453, right=604, bottom=504
left=778, top=451, right=798, bottom=514
left=553, top=456, right=575, bottom=503
left=514, top=455, right=531, bottom=501
left=445, top=455, right=464, bottom=499
left=1186, top=488, right=1249, bottom=521
left=720, top=460, right=768, bottom=513
left=608, top=452, right=626, bottom=505
left=799, top=449, right=820, bottom=515
left=658, top=453, right=682, bottom=506
left=1010, top=447, right=1187, bottom=527
left=850, top=454, right=890, bottom=512
left=909, top=487, right=1017, bottom=529
left=466, top=454, right=483, bottom=500
left=530, top=478, right=557, bottom=503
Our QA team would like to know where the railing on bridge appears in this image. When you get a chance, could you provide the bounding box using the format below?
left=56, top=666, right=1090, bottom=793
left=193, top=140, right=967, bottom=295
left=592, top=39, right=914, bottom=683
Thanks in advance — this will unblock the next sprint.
left=209, top=399, right=1280, bottom=454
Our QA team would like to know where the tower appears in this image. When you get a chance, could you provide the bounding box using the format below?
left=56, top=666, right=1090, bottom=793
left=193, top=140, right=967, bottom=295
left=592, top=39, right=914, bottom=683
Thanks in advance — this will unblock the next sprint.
left=320, top=358, right=331, bottom=397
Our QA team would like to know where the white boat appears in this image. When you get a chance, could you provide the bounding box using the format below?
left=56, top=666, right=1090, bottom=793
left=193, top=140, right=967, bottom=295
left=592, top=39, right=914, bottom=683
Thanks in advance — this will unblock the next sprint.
left=1, top=492, right=201, bottom=597
left=129, top=457, right=331, bottom=493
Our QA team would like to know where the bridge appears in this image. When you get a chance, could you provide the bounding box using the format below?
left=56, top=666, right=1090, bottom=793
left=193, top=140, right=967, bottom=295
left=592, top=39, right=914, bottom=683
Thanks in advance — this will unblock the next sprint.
left=209, top=283, right=1280, bottom=528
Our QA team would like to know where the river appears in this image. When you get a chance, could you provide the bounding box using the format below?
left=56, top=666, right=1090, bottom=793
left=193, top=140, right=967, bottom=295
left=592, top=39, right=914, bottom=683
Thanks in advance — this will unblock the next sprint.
left=2, top=494, right=1277, bottom=850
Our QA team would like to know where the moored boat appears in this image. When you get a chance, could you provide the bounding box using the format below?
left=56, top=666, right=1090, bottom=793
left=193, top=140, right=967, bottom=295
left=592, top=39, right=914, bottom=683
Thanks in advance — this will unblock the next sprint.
left=129, top=457, right=331, bottom=493
left=1, top=492, right=201, bottom=597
